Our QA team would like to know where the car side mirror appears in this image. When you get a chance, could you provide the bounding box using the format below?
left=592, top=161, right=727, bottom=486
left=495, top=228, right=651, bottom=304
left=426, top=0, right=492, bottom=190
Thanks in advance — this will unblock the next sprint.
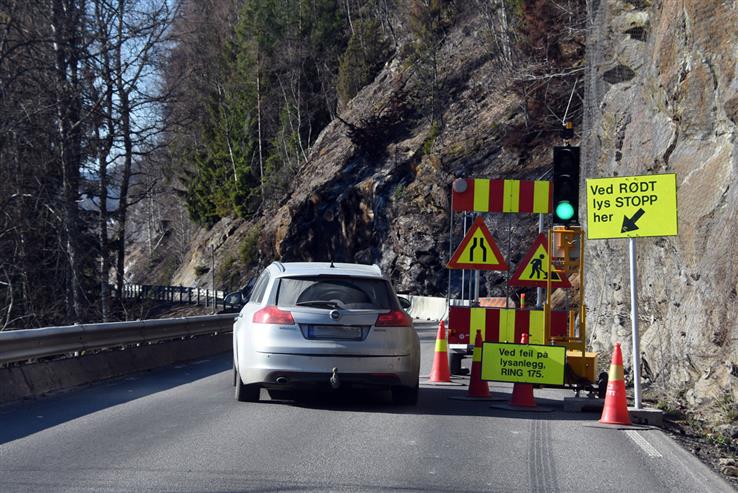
left=224, top=292, right=244, bottom=308
left=241, top=279, right=255, bottom=299
left=398, top=296, right=411, bottom=310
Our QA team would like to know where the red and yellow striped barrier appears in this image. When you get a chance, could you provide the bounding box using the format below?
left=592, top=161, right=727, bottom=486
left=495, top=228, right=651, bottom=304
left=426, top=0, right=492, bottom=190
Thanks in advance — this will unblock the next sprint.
left=452, top=178, right=552, bottom=213
left=447, top=306, right=568, bottom=345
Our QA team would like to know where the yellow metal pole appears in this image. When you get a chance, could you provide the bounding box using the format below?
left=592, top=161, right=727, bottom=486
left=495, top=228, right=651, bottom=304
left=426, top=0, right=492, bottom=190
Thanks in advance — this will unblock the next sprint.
left=579, top=226, right=586, bottom=358
left=544, top=227, right=551, bottom=345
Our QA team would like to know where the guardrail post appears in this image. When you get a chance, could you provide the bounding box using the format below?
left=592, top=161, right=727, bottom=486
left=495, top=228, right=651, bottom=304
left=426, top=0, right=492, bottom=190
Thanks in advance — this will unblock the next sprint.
left=206, top=289, right=210, bottom=307
left=188, top=288, right=192, bottom=304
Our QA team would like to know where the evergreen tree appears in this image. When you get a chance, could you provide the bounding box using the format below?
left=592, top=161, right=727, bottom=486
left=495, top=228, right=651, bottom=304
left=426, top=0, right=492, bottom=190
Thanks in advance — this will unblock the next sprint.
left=337, top=18, right=389, bottom=107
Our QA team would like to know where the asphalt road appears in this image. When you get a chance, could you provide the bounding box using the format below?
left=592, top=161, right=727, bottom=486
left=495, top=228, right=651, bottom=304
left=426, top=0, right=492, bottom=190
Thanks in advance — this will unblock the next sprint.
left=0, top=321, right=733, bottom=492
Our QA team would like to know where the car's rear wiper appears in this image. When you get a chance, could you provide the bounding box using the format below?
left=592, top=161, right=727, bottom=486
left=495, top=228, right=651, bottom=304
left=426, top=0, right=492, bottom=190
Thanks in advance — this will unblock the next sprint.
left=295, top=300, right=342, bottom=309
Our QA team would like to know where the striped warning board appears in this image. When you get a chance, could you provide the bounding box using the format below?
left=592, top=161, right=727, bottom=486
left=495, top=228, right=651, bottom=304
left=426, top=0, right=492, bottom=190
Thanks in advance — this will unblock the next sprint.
left=452, top=178, right=552, bottom=214
left=447, top=306, right=569, bottom=346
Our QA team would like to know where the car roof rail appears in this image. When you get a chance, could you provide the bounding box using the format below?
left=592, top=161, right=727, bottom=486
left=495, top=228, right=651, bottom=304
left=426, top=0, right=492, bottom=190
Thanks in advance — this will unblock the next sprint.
left=272, top=261, right=285, bottom=272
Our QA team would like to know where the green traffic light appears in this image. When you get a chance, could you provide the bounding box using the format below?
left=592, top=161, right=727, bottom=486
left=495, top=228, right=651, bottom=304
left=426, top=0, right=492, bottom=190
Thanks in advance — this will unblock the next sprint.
left=555, top=200, right=575, bottom=221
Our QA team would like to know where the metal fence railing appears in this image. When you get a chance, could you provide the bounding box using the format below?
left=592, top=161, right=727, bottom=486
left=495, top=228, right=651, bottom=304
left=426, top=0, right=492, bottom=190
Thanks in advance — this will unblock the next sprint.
left=0, top=314, right=236, bottom=366
left=120, top=284, right=238, bottom=311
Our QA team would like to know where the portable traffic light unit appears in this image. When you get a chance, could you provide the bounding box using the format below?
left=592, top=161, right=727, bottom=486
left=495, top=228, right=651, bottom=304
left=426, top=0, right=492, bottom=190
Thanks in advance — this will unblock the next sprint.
left=543, top=225, right=598, bottom=386
left=553, top=146, right=581, bottom=226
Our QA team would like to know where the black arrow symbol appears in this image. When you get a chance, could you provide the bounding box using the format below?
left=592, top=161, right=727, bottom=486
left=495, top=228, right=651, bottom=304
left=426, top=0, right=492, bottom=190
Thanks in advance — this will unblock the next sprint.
left=621, top=208, right=646, bottom=233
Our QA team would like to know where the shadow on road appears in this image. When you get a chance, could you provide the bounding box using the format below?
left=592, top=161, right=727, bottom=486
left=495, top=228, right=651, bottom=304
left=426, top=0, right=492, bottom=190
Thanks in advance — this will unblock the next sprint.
left=0, top=353, right=231, bottom=445
left=264, top=383, right=601, bottom=422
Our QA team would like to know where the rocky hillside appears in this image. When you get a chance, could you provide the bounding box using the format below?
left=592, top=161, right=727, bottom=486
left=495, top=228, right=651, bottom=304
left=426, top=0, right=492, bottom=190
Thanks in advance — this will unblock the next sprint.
left=584, top=0, right=738, bottom=422
left=158, top=4, right=583, bottom=299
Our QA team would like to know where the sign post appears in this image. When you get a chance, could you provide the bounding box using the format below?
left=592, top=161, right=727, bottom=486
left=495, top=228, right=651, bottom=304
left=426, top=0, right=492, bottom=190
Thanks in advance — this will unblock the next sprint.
left=586, top=173, right=678, bottom=410
left=628, top=238, right=641, bottom=408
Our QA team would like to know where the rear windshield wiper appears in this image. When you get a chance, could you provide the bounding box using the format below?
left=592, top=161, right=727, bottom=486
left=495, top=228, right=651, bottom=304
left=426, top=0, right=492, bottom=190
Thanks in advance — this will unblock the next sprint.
left=295, top=300, right=343, bottom=309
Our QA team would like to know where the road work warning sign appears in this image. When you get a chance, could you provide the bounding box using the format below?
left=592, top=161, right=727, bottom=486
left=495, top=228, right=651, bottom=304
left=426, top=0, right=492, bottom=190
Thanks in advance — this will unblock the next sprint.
left=481, top=342, right=566, bottom=385
left=586, top=173, right=678, bottom=239
left=508, top=233, right=571, bottom=289
left=447, top=216, right=508, bottom=271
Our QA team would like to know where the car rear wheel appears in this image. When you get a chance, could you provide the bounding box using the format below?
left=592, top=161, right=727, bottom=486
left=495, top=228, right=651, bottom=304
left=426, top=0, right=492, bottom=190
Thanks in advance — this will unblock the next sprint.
left=391, top=384, right=419, bottom=406
left=235, top=366, right=260, bottom=402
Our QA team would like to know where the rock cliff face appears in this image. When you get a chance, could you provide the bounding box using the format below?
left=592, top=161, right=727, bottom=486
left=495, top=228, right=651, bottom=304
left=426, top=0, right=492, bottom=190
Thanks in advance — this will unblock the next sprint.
left=584, top=0, right=738, bottom=418
left=168, top=8, right=561, bottom=300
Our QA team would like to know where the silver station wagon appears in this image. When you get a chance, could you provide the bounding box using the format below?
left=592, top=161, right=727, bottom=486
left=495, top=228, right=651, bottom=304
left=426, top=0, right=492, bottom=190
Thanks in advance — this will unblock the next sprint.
left=232, top=262, right=421, bottom=405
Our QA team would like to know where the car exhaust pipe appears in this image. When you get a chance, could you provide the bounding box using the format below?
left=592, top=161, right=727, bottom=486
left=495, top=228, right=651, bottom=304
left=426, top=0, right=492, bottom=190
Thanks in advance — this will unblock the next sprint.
left=330, top=367, right=340, bottom=389
left=275, top=376, right=289, bottom=385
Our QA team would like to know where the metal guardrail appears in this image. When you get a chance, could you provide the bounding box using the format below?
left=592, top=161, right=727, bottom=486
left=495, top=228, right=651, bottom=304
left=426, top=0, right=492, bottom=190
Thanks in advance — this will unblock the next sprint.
left=121, top=284, right=239, bottom=310
left=0, top=314, right=237, bottom=366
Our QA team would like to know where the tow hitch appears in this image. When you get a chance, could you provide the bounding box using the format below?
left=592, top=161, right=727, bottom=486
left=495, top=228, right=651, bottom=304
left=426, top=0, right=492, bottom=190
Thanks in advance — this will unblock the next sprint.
left=330, top=367, right=341, bottom=389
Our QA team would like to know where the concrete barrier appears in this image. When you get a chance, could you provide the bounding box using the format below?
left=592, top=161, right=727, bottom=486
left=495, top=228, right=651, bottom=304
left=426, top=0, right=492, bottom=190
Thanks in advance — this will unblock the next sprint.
left=0, top=333, right=231, bottom=405
left=405, top=295, right=448, bottom=321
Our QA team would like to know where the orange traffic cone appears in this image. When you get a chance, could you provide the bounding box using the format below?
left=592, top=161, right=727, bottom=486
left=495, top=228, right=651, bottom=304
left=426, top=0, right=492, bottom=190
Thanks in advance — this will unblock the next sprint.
left=467, top=331, right=490, bottom=398
left=428, top=320, right=452, bottom=383
left=509, top=332, right=536, bottom=407
left=600, top=343, right=632, bottom=425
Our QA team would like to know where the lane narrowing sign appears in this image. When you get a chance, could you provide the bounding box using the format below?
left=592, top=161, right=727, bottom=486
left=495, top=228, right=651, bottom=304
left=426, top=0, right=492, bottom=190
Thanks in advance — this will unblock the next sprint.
left=447, top=217, right=508, bottom=271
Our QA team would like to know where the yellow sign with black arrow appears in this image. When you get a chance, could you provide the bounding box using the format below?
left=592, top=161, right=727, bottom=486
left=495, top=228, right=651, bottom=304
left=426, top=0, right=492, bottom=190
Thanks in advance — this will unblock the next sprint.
left=586, top=173, right=678, bottom=239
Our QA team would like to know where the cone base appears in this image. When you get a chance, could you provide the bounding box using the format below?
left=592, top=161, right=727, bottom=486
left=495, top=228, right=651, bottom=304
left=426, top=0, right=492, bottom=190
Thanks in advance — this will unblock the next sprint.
left=599, top=380, right=631, bottom=425
left=449, top=395, right=507, bottom=402
left=510, top=383, right=536, bottom=408
left=599, top=416, right=632, bottom=426
left=427, top=353, right=451, bottom=383
left=584, top=423, right=652, bottom=430
left=467, top=383, right=490, bottom=398
left=420, top=379, right=465, bottom=386
left=490, top=403, right=554, bottom=413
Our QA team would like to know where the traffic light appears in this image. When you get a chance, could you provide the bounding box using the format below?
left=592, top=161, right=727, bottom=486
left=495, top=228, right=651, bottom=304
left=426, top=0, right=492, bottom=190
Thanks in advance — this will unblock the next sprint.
left=553, top=146, right=580, bottom=225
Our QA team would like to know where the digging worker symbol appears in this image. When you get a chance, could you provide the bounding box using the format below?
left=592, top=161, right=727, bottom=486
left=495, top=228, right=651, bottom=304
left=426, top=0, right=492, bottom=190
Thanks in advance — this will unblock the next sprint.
left=530, top=253, right=560, bottom=281
left=469, top=237, right=487, bottom=263
left=531, top=254, right=547, bottom=280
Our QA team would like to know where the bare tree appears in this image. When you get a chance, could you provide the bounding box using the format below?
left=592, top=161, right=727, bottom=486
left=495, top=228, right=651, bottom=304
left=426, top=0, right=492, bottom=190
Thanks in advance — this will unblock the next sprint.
left=87, top=0, right=175, bottom=303
left=51, top=0, right=88, bottom=321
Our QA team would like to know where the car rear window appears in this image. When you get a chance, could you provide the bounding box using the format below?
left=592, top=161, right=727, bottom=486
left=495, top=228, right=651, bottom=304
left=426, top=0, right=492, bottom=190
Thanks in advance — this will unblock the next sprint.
left=276, top=276, right=396, bottom=310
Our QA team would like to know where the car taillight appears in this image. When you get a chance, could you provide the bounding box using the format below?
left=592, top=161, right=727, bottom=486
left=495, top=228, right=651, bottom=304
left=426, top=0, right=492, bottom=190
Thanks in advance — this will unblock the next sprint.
left=253, top=306, right=295, bottom=325
left=375, top=310, right=413, bottom=327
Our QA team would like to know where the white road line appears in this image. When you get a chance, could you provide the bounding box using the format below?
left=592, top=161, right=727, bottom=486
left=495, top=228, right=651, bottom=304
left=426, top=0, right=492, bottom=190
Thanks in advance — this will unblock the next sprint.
left=625, top=430, right=663, bottom=458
